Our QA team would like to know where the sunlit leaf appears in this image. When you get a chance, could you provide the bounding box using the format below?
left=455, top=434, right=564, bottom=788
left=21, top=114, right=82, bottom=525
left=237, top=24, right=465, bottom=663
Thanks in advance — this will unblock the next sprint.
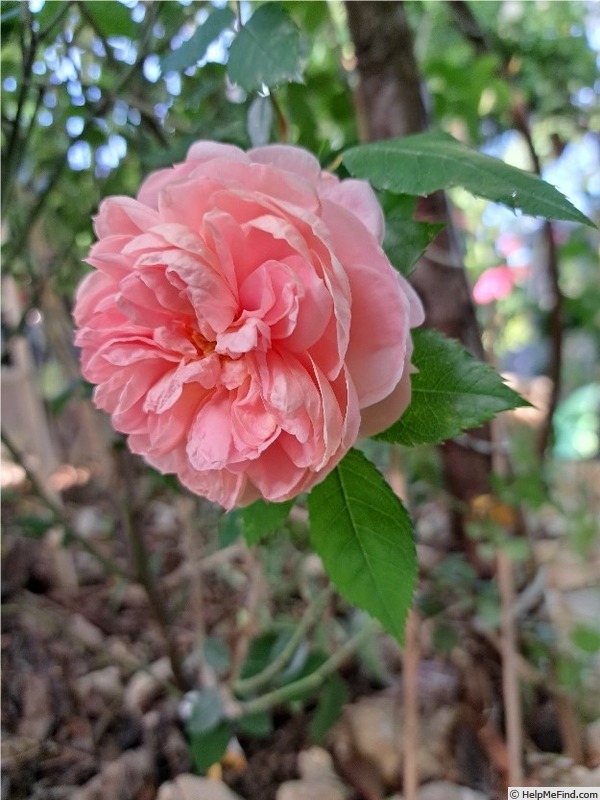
left=84, top=1, right=136, bottom=39
left=308, top=449, right=416, bottom=643
left=160, top=7, right=234, bottom=74
left=344, top=132, right=594, bottom=227
left=227, top=3, right=302, bottom=92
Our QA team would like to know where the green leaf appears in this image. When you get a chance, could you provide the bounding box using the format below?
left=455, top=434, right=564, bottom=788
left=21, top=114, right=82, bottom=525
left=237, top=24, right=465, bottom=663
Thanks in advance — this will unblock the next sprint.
left=381, top=193, right=444, bottom=275
left=160, top=7, right=234, bottom=74
left=15, top=515, right=55, bottom=539
left=238, top=630, right=290, bottom=682
left=309, top=673, right=348, bottom=744
left=344, top=132, right=594, bottom=227
left=378, top=329, right=529, bottom=446
left=308, top=449, right=416, bottom=643
left=217, top=509, right=242, bottom=548
left=202, top=637, right=231, bottom=677
left=84, top=1, right=136, bottom=39
left=240, top=499, right=293, bottom=546
left=227, top=3, right=302, bottom=92
left=571, top=624, right=600, bottom=654
left=188, top=721, right=232, bottom=774
left=237, top=710, right=273, bottom=738
left=187, top=688, right=225, bottom=735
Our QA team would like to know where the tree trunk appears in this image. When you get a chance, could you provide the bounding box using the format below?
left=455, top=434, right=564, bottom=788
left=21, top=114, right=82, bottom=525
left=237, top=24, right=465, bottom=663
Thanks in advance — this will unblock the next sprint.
left=345, top=1, right=493, bottom=568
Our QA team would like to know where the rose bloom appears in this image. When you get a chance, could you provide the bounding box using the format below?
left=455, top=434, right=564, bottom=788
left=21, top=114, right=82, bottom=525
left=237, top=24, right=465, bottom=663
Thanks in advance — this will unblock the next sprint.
left=74, top=142, right=424, bottom=509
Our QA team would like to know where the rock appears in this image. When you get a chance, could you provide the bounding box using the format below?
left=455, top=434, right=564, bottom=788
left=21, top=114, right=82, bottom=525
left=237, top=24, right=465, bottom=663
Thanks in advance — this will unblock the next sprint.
left=330, top=693, right=456, bottom=787
left=297, top=747, right=339, bottom=781
left=277, top=782, right=345, bottom=800
left=417, top=781, right=488, bottom=800
left=276, top=747, right=347, bottom=800
left=124, top=657, right=172, bottom=713
left=75, top=666, right=122, bottom=702
left=69, top=613, right=105, bottom=650
left=16, top=672, right=53, bottom=742
left=528, top=751, right=600, bottom=786
left=156, top=774, right=244, bottom=800
left=71, top=747, right=154, bottom=800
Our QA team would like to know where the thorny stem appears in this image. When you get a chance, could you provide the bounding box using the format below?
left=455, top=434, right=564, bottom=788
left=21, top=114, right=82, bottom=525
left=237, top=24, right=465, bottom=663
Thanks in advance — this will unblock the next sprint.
left=233, top=584, right=334, bottom=696
left=234, top=617, right=379, bottom=718
left=1, top=428, right=128, bottom=580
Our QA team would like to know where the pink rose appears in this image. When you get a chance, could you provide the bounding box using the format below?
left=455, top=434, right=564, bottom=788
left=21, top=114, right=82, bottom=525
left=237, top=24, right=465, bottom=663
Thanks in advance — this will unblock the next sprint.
left=73, top=142, right=423, bottom=509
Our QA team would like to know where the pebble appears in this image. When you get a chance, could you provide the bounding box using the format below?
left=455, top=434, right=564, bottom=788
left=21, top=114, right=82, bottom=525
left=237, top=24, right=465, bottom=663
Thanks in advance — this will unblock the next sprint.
left=156, top=774, right=244, bottom=800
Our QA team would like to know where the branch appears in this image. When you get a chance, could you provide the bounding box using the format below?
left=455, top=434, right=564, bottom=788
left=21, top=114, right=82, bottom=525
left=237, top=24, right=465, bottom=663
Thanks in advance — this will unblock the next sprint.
left=234, top=617, right=379, bottom=718
left=116, top=448, right=189, bottom=693
left=1, top=5, right=37, bottom=203
left=1, top=428, right=128, bottom=580
left=233, top=585, right=334, bottom=696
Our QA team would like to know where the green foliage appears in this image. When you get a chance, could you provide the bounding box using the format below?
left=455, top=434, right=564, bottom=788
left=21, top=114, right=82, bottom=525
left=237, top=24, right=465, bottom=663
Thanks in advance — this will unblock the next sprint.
left=344, top=132, right=594, bottom=226
left=3, top=0, right=599, bottom=735
left=237, top=710, right=273, bottom=738
left=185, top=687, right=232, bottom=774
left=239, top=499, right=294, bottom=545
left=85, top=1, right=138, bottom=39
left=571, top=624, right=600, bottom=655
left=160, top=7, right=235, bottom=74
left=378, top=329, right=528, bottom=446
left=237, top=630, right=291, bottom=684
left=201, top=637, right=231, bottom=677
left=187, top=688, right=225, bottom=735
left=228, top=3, right=303, bottom=92
left=380, top=193, right=445, bottom=276
left=188, top=722, right=232, bottom=774
left=308, top=449, right=416, bottom=644
left=309, top=673, right=348, bottom=744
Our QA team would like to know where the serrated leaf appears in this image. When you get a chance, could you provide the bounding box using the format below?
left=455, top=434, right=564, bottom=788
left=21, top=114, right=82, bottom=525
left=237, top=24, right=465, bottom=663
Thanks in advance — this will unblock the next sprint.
left=240, top=499, right=293, bottom=546
left=84, top=1, right=136, bottom=39
left=160, top=7, right=234, bottom=73
left=378, top=329, right=529, bottom=446
left=308, top=449, right=416, bottom=643
left=227, top=3, right=302, bottom=92
left=344, top=132, right=594, bottom=227
left=381, top=194, right=444, bottom=275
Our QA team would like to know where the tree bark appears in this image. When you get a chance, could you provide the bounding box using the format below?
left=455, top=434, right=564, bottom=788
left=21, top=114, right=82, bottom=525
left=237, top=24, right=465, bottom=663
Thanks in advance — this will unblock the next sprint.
left=345, top=1, right=493, bottom=567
